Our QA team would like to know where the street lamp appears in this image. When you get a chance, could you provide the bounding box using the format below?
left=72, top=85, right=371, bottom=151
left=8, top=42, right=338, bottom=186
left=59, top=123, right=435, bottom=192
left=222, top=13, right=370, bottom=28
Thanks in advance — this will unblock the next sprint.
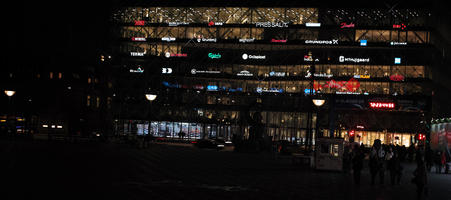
left=312, top=98, right=326, bottom=144
left=145, top=93, right=157, bottom=136
left=4, top=90, right=16, bottom=97
left=312, top=99, right=325, bottom=107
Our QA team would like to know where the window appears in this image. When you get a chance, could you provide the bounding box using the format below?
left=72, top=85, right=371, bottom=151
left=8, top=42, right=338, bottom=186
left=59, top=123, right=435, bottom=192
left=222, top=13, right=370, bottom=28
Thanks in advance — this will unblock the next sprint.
left=87, top=95, right=91, bottom=106
left=49, top=72, right=53, bottom=79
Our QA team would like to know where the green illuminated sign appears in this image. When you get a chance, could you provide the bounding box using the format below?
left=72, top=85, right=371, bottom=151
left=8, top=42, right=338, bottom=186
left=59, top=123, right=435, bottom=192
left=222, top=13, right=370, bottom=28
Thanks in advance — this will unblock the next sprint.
left=208, top=53, right=221, bottom=59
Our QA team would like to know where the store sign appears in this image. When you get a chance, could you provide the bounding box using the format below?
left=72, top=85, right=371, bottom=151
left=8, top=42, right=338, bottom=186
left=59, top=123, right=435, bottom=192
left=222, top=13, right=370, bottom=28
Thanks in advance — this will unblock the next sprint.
left=269, top=71, right=286, bottom=77
left=360, top=40, right=367, bottom=46
left=191, top=69, right=221, bottom=74
left=168, top=22, right=189, bottom=26
left=369, top=102, right=395, bottom=109
left=390, top=41, right=407, bottom=46
left=242, top=53, right=266, bottom=60
left=340, top=22, right=355, bottom=28
left=207, top=85, right=218, bottom=91
left=336, top=91, right=363, bottom=95
left=237, top=70, right=253, bottom=76
left=305, top=39, right=338, bottom=45
left=390, top=74, right=405, bottom=81
left=134, top=20, right=145, bottom=26
left=353, top=75, right=370, bottom=79
left=130, top=67, right=144, bottom=73
left=132, top=37, right=146, bottom=41
left=208, top=53, right=221, bottom=59
left=239, top=38, right=255, bottom=43
left=271, top=39, right=287, bottom=43
left=208, top=21, right=223, bottom=26
left=165, top=52, right=188, bottom=58
left=315, top=78, right=360, bottom=92
left=339, top=56, right=370, bottom=63
left=130, top=52, right=145, bottom=56
left=256, top=87, right=283, bottom=93
left=197, top=38, right=217, bottom=42
left=162, top=68, right=172, bottom=74
left=256, top=22, right=288, bottom=28
left=306, top=22, right=321, bottom=27
left=304, top=89, right=316, bottom=95
left=161, top=37, right=176, bottom=42
left=393, top=24, right=406, bottom=30
left=394, top=57, right=401, bottom=64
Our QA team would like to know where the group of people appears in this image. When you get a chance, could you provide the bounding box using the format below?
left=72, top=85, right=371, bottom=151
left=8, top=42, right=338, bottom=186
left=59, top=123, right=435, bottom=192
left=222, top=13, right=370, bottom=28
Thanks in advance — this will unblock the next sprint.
left=345, top=139, right=449, bottom=199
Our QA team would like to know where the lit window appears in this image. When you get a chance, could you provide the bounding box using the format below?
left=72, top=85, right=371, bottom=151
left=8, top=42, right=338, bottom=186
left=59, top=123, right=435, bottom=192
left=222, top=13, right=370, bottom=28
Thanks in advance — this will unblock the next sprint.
left=87, top=95, right=91, bottom=106
left=96, top=97, right=100, bottom=108
left=58, top=72, right=62, bottom=79
left=57, top=125, right=63, bottom=129
left=88, top=78, right=92, bottom=84
left=49, top=72, right=53, bottom=79
left=42, top=124, right=48, bottom=128
left=51, top=125, right=56, bottom=128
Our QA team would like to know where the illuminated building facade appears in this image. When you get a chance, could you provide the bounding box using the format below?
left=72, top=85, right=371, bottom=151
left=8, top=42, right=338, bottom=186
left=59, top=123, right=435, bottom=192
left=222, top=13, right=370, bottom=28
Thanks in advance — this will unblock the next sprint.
left=110, top=1, right=437, bottom=147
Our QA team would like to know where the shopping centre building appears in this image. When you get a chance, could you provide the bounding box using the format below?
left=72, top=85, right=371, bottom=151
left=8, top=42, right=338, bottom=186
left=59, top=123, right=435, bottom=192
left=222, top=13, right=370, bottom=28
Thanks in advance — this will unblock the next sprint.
left=108, top=1, right=438, bottom=147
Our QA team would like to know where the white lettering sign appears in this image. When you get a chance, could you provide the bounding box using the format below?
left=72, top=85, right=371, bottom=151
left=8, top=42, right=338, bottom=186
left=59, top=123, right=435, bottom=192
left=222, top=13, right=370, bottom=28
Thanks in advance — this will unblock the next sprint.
left=339, top=56, right=370, bottom=63
left=237, top=70, right=253, bottom=76
left=239, top=38, right=255, bottom=43
left=256, top=22, right=288, bottom=28
left=130, top=52, right=145, bottom=56
left=162, top=37, right=176, bottom=42
left=305, top=39, right=338, bottom=45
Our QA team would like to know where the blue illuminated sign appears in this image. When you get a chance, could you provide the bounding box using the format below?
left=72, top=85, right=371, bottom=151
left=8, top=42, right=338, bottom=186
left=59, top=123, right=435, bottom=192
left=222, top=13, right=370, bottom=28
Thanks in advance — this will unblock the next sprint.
left=394, top=57, right=401, bottom=64
left=360, top=40, right=367, bottom=46
left=304, top=89, right=316, bottom=94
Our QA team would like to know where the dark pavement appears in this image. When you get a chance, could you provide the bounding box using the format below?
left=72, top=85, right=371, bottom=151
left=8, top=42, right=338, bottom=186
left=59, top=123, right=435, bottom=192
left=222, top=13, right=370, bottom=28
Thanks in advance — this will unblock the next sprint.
left=1, top=139, right=450, bottom=200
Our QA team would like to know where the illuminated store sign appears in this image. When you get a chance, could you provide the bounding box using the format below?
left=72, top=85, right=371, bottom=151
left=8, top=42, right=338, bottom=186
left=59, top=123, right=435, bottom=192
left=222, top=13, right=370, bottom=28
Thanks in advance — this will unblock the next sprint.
left=271, top=39, right=287, bottom=43
left=305, top=40, right=338, bottom=45
left=130, top=52, right=145, bottom=56
left=256, top=87, right=283, bottom=93
left=314, top=78, right=360, bottom=92
left=130, top=67, right=144, bottom=73
left=340, top=22, right=355, bottom=28
left=256, top=22, right=288, bottom=28
left=208, top=53, right=221, bottom=59
left=269, top=71, right=286, bottom=77
left=305, top=22, right=321, bottom=27
left=239, top=38, right=255, bottom=43
left=390, top=42, right=407, bottom=46
left=369, top=102, right=395, bottom=109
left=168, top=22, right=189, bottom=26
left=242, top=53, right=266, bottom=60
left=353, top=75, right=370, bottom=79
left=336, top=91, right=363, bottom=95
left=208, top=21, right=223, bottom=26
left=165, top=52, right=188, bottom=58
left=360, top=40, right=367, bottom=46
left=162, top=68, right=172, bottom=74
left=207, top=85, right=218, bottom=91
left=162, top=37, right=176, bottom=42
left=394, top=57, right=401, bottom=64
left=306, top=71, right=333, bottom=78
left=237, top=70, right=253, bottom=76
left=191, top=69, right=221, bottom=74
left=132, top=37, right=146, bottom=41
left=390, top=74, right=405, bottom=81
left=393, top=24, right=406, bottom=30
left=304, top=89, right=316, bottom=95
left=134, top=20, right=145, bottom=26
left=197, top=38, right=217, bottom=42
left=339, top=56, right=370, bottom=63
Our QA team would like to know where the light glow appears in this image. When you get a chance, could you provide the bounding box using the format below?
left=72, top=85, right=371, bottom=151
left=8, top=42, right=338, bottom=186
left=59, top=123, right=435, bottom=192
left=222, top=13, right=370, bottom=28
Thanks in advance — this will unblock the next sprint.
left=312, top=99, right=326, bottom=107
left=4, top=90, right=15, bottom=97
left=145, top=94, right=157, bottom=101
left=369, top=102, right=395, bottom=109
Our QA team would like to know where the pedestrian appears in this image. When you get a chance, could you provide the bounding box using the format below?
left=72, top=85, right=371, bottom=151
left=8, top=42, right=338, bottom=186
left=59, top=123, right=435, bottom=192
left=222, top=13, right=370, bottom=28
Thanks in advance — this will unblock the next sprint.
left=388, top=149, right=403, bottom=185
left=352, top=144, right=364, bottom=185
left=369, top=139, right=385, bottom=185
left=441, top=150, right=447, bottom=173
left=412, top=159, right=428, bottom=199
left=435, top=151, right=442, bottom=173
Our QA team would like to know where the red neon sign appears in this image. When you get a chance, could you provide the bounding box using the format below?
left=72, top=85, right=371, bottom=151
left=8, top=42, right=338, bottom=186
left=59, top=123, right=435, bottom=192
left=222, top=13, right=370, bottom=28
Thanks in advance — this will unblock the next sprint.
left=271, top=39, right=287, bottom=43
left=208, top=21, right=214, bottom=26
left=369, top=102, right=395, bottom=109
left=393, top=24, right=406, bottom=30
left=134, top=20, right=145, bottom=26
left=314, top=77, right=360, bottom=92
left=340, top=22, right=355, bottom=28
left=390, top=74, right=404, bottom=81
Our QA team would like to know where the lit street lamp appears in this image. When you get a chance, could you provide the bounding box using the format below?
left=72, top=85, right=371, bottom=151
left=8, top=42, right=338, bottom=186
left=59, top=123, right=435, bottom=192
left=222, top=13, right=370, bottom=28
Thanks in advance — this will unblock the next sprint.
left=145, top=93, right=157, bottom=136
left=145, top=94, right=157, bottom=101
left=4, top=90, right=16, bottom=97
left=4, top=90, right=16, bottom=136
left=312, top=98, right=326, bottom=139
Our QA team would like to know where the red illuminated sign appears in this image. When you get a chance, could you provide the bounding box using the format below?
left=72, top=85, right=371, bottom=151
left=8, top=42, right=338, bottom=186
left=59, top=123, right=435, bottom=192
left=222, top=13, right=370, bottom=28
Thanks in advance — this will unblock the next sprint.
left=390, top=74, right=405, bottom=81
left=271, top=39, right=287, bottom=43
left=314, top=78, right=360, bottom=92
left=369, top=102, right=395, bottom=109
left=393, top=24, right=406, bottom=30
left=340, top=22, right=355, bottom=28
left=134, top=20, right=145, bottom=26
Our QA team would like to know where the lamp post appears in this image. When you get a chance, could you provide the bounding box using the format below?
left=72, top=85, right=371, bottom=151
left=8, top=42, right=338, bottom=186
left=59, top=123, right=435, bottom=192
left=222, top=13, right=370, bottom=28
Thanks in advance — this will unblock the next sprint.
left=145, top=93, right=157, bottom=135
left=312, top=98, right=326, bottom=140
left=4, top=90, right=16, bottom=137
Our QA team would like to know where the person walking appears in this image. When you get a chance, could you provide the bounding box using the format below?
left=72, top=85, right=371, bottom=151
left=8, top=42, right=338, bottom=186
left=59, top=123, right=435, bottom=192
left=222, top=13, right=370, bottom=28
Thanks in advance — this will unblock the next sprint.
left=369, top=139, right=385, bottom=185
left=352, top=144, right=364, bottom=185
left=412, top=159, right=428, bottom=199
left=441, top=150, right=447, bottom=173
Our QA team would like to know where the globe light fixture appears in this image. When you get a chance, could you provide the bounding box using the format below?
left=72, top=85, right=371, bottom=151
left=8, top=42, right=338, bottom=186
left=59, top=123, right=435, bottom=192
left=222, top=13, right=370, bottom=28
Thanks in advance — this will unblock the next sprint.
left=145, top=94, right=157, bottom=101
left=4, top=90, right=16, bottom=97
left=312, top=99, right=325, bottom=107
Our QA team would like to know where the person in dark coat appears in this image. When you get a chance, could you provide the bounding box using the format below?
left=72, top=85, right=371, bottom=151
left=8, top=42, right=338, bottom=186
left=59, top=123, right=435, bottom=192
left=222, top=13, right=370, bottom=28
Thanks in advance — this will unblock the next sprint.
left=388, top=150, right=403, bottom=185
left=352, top=144, right=364, bottom=185
left=412, top=159, right=428, bottom=199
